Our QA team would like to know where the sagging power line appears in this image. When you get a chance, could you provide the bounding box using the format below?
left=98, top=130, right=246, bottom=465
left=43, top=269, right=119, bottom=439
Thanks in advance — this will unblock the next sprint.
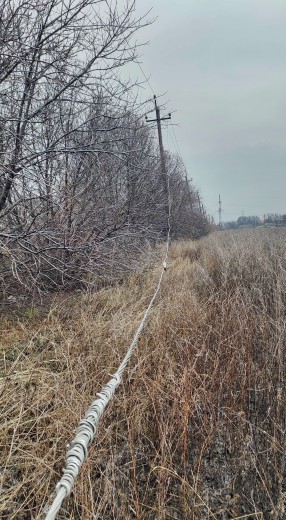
left=44, top=119, right=173, bottom=520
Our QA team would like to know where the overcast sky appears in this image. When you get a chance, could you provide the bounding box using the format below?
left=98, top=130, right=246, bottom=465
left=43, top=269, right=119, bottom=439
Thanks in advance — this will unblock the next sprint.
left=130, top=0, right=286, bottom=222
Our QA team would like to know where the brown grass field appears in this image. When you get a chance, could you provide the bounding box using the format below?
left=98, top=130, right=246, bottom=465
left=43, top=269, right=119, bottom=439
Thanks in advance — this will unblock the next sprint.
left=1, top=228, right=286, bottom=520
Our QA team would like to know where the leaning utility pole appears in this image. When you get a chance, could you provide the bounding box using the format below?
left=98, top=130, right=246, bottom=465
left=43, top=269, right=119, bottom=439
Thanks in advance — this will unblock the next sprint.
left=146, top=95, right=171, bottom=176
left=146, top=95, right=171, bottom=230
left=218, top=194, right=222, bottom=229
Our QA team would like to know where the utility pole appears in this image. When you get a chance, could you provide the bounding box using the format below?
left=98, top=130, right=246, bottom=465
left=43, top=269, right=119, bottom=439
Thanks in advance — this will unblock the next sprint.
left=218, top=194, right=222, bottom=229
left=146, top=95, right=171, bottom=231
left=146, top=95, right=171, bottom=176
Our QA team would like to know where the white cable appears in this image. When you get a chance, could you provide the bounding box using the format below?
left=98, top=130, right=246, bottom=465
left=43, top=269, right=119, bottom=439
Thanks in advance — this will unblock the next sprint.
left=44, top=115, right=172, bottom=520
left=44, top=258, right=169, bottom=520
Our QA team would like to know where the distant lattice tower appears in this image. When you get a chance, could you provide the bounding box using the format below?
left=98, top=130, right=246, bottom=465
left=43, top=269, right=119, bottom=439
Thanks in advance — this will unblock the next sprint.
left=218, top=194, right=222, bottom=228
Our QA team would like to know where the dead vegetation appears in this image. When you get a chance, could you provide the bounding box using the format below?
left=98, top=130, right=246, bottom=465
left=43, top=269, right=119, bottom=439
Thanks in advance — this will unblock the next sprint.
left=1, top=228, right=286, bottom=519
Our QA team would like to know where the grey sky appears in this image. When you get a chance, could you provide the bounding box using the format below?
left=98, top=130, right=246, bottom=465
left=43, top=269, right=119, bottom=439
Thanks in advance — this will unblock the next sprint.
left=131, top=0, right=286, bottom=221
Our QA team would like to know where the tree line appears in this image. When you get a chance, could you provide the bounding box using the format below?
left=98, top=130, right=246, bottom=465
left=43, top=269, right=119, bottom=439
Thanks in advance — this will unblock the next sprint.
left=0, top=0, right=210, bottom=298
left=223, top=214, right=286, bottom=229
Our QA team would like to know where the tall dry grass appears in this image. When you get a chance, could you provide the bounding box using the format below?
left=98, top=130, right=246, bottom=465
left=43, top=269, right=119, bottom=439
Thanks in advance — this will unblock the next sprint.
left=1, top=228, right=286, bottom=519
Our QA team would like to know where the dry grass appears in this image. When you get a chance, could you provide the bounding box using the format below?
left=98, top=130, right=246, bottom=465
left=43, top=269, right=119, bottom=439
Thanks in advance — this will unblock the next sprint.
left=1, top=228, right=286, bottom=519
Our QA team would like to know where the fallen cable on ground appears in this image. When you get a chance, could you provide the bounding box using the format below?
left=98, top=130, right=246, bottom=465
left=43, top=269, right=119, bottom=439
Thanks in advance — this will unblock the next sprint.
left=44, top=257, right=169, bottom=520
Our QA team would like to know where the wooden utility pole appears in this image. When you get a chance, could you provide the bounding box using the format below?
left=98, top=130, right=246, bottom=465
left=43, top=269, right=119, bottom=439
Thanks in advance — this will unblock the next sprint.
left=146, top=96, right=171, bottom=230
left=146, top=95, right=171, bottom=176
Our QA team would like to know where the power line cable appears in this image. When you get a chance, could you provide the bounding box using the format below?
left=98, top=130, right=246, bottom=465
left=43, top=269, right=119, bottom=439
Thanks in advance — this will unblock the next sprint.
left=170, top=122, right=182, bottom=157
left=44, top=174, right=172, bottom=520
left=45, top=51, right=173, bottom=519
left=135, top=58, right=155, bottom=97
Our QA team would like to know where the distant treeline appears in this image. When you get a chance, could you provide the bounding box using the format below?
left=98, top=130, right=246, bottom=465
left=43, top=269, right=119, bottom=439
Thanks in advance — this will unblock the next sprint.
left=223, top=214, right=286, bottom=229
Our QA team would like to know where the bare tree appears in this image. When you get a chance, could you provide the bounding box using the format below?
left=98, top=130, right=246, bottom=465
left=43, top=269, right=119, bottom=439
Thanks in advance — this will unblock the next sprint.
left=0, top=0, right=149, bottom=206
left=0, top=1, right=211, bottom=298
left=0, top=0, right=153, bottom=293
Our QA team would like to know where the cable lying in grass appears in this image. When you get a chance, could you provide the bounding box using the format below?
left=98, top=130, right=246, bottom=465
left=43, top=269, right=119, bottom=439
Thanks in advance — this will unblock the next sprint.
left=44, top=245, right=170, bottom=520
